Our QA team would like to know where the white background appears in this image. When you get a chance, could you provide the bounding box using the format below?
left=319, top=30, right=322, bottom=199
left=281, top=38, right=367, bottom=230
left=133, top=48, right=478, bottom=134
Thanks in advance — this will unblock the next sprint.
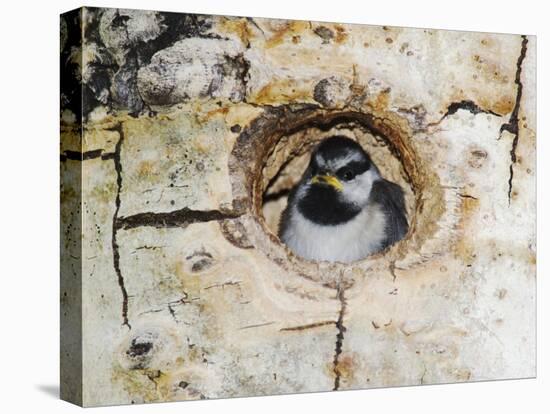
left=0, top=0, right=547, bottom=412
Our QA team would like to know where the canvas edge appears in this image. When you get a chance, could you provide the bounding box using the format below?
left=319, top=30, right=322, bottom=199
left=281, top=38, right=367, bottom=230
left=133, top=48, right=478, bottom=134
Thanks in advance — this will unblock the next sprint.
left=60, top=6, right=84, bottom=407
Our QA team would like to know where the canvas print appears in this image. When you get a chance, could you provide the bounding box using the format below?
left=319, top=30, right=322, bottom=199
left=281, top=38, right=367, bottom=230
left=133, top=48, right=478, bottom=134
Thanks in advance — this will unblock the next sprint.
left=60, top=6, right=536, bottom=407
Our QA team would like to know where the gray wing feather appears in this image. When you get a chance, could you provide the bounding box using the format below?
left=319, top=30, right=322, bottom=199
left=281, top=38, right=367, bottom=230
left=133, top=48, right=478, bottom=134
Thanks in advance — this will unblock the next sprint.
left=278, top=189, right=295, bottom=239
left=369, top=179, right=409, bottom=249
left=278, top=164, right=313, bottom=239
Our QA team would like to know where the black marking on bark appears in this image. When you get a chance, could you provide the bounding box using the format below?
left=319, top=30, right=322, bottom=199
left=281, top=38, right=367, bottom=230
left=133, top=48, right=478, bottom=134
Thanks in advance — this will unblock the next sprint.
left=246, top=17, right=265, bottom=37
left=204, top=281, right=241, bottom=290
left=74, top=9, right=223, bottom=116
left=263, top=187, right=291, bottom=203
left=145, top=370, right=162, bottom=389
left=458, top=193, right=479, bottom=200
left=442, top=100, right=501, bottom=118
left=280, top=321, right=336, bottom=332
left=60, top=149, right=116, bottom=162
left=101, top=152, right=116, bottom=160
left=62, top=149, right=102, bottom=161
left=113, top=9, right=145, bottom=116
left=313, top=26, right=334, bottom=44
left=389, top=260, right=397, bottom=282
left=60, top=9, right=84, bottom=121
left=116, top=207, right=244, bottom=231
left=109, top=123, right=131, bottom=329
left=426, top=100, right=502, bottom=130
left=499, top=35, right=528, bottom=204
left=126, top=339, right=152, bottom=358
left=167, top=303, right=178, bottom=323
left=332, top=284, right=347, bottom=391
left=134, top=245, right=165, bottom=251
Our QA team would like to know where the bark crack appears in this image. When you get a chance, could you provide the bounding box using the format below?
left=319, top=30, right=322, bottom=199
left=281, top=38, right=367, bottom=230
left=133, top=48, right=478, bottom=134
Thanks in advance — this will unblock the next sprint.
left=280, top=321, right=336, bottom=332
left=60, top=149, right=116, bottom=162
left=108, top=123, right=131, bottom=329
left=116, top=207, right=244, bottom=230
left=440, top=99, right=501, bottom=119
left=499, top=35, right=528, bottom=204
left=105, top=125, right=245, bottom=327
left=427, top=99, right=502, bottom=129
left=458, top=193, right=478, bottom=200
left=332, top=283, right=347, bottom=391
left=238, top=321, right=275, bottom=330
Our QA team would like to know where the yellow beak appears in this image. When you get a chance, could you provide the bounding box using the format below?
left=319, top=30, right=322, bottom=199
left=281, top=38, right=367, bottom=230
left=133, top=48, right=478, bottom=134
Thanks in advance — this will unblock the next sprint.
left=311, top=174, right=343, bottom=192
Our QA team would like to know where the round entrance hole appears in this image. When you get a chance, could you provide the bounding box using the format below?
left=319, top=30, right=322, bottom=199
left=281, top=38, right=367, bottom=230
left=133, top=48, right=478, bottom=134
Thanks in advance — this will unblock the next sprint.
left=227, top=106, right=444, bottom=283
left=260, top=120, right=416, bottom=238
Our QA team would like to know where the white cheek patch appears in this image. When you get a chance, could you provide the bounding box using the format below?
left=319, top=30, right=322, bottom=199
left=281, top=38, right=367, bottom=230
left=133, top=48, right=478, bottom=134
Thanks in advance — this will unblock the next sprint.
left=342, top=168, right=379, bottom=206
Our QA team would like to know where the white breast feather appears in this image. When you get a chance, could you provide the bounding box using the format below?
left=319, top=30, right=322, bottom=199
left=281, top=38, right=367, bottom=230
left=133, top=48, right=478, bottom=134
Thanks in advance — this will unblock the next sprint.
left=281, top=203, right=387, bottom=263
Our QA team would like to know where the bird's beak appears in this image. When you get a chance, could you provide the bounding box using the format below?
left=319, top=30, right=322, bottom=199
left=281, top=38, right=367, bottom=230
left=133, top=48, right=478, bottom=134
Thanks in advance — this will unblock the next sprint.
left=311, top=174, right=343, bottom=191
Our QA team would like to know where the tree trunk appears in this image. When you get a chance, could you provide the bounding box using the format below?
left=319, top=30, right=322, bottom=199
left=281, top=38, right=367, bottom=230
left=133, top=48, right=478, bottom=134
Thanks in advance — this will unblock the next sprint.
left=60, top=7, right=536, bottom=407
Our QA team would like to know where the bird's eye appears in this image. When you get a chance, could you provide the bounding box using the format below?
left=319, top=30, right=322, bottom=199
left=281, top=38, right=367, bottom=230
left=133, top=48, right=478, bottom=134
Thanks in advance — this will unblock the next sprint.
left=339, top=168, right=355, bottom=181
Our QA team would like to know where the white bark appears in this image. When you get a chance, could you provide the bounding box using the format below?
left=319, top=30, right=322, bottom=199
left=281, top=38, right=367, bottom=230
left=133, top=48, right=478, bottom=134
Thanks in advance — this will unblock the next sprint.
left=61, top=8, right=536, bottom=407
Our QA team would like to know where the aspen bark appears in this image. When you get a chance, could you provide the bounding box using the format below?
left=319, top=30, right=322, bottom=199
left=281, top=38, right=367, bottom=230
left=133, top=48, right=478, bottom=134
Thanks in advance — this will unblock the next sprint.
left=60, top=7, right=536, bottom=407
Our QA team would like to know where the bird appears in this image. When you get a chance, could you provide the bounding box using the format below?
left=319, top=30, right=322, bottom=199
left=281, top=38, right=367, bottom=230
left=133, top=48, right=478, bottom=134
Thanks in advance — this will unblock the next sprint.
left=278, top=135, right=408, bottom=263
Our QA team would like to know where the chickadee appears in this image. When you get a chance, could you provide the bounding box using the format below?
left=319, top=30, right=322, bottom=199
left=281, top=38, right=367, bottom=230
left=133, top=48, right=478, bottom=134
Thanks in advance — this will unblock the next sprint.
left=278, top=136, right=408, bottom=263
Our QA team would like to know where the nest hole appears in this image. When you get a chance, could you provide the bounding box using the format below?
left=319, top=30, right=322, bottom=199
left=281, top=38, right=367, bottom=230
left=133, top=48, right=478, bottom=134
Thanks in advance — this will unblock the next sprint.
left=259, top=119, right=416, bottom=243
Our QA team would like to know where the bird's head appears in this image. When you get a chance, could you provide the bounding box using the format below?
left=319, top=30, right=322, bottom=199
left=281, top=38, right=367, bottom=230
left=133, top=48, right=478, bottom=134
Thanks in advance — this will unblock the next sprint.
left=295, top=136, right=379, bottom=225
